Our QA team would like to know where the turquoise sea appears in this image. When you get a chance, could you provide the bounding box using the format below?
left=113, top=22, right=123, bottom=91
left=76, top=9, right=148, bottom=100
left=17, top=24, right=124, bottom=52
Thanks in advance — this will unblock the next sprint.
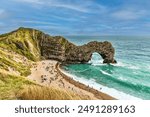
left=63, top=36, right=150, bottom=100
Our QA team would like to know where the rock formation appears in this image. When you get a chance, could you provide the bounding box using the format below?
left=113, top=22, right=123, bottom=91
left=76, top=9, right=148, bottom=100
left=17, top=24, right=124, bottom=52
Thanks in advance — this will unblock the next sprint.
left=0, top=27, right=117, bottom=64
left=40, top=37, right=117, bottom=64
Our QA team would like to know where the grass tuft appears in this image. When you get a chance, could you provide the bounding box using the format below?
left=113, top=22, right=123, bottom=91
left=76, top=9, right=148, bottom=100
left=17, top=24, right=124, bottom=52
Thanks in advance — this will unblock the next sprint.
left=17, top=85, right=90, bottom=100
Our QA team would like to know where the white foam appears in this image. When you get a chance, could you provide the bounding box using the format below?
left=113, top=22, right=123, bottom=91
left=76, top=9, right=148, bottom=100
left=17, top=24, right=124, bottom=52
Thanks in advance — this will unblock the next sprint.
left=73, top=68, right=90, bottom=73
left=60, top=68, right=142, bottom=100
left=89, top=60, right=103, bottom=66
left=92, top=63, right=104, bottom=66
left=128, top=65, right=140, bottom=70
left=112, top=61, right=140, bottom=70
left=111, top=61, right=126, bottom=67
left=118, top=76, right=128, bottom=82
left=91, top=61, right=127, bottom=67
left=147, top=66, right=150, bottom=70
left=88, top=53, right=103, bottom=66
left=100, top=70, right=111, bottom=76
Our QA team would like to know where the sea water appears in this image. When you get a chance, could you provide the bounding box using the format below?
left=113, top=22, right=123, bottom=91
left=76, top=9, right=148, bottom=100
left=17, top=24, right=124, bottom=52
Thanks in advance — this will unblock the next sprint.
left=63, top=36, right=150, bottom=100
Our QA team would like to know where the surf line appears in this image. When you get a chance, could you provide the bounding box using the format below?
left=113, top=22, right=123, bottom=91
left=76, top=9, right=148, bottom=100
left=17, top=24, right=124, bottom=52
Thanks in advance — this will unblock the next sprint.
left=56, top=62, right=115, bottom=100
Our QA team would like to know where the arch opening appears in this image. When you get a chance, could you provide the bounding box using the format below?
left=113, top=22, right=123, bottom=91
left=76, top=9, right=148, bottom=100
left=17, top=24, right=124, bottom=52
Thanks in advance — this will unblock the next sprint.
left=89, top=52, right=103, bottom=65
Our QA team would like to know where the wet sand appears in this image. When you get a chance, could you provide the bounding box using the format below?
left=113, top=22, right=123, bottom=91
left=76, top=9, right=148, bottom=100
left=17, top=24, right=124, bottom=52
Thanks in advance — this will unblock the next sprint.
left=28, top=60, right=115, bottom=100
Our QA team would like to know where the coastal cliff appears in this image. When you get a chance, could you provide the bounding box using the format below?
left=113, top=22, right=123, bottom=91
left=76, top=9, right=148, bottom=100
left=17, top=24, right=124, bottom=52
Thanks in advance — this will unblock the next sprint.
left=0, top=27, right=116, bottom=100
left=0, top=27, right=116, bottom=64
left=41, top=37, right=116, bottom=64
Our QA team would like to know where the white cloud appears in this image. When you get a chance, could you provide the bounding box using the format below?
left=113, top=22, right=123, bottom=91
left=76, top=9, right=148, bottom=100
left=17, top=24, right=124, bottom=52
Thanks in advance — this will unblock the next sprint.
left=120, top=26, right=136, bottom=30
left=32, top=25, right=71, bottom=35
left=0, top=9, right=8, bottom=19
left=50, top=14, right=87, bottom=22
left=0, top=9, right=4, bottom=14
left=112, top=9, right=147, bottom=20
left=52, top=4, right=88, bottom=13
left=34, top=25, right=68, bottom=30
left=0, top=9, right=5, bottom=15
left=14, top=0, right=106, bottom=13
left=18, top=20, right=60, bottom=26
left=15, top=0, right=42, bottom=4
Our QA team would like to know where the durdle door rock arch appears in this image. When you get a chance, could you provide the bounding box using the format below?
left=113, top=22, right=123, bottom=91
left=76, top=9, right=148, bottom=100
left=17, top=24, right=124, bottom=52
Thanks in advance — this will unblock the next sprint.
left=39, top=36, right=117, bottom=64
left=1, top=27, right=116, bottom=64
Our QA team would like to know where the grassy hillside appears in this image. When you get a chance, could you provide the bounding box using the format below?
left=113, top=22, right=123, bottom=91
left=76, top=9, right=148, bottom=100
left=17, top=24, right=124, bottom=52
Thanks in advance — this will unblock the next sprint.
left=0, top=72, right=86, bottom=100
left=0, top=73, right=33, bottom=99
left=18, top=85, right=88, bottom=100
left=0, top=27, right=41, bottom=61
left=0, top=27, right=88, bottom=100
left=0, top=49, right=31, bottom=76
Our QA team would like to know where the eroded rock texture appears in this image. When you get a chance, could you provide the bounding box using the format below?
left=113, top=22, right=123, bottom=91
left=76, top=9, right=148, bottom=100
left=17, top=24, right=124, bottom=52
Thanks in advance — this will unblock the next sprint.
left=0, top=27, right=117, bottom=64
left=39, top=35, right=117, bottom=64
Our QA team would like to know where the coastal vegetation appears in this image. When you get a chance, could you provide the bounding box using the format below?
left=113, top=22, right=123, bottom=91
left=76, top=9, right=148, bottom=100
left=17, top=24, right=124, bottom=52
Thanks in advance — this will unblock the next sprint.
left=17, top=85, right=87, bottom=100
left=0, top=73, right=84, bottom=100
left=0, top=27, right=93, bottom=100
left=0, top=73, right=32, bottom=99
left=0, top=27, right=115, bottom=100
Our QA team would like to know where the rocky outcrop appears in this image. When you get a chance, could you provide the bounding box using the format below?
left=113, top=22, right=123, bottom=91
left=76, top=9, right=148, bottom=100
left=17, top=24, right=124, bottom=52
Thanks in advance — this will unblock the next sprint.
left=68, top=41, right=117, bottom=64
left=0, top=27, right=117, bottom=64
left=37, top=30, right=117, bottom=64
left=40, top=37, right=116, bottom=64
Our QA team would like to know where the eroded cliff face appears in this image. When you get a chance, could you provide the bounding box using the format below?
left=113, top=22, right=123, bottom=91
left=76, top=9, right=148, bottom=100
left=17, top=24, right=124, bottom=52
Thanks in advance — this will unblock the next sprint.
left=68, top=41, right=117, bottom=64
left=0, top=27, right=117, bottom=64
left=37, top=31, right=117, bottom=64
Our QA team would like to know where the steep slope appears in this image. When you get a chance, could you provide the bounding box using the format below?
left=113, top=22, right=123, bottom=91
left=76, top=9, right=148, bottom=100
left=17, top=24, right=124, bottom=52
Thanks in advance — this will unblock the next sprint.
left=0, top=28, right=71, bottom=99
left=0, top=27, right=116, bottom=100
left=0, top=27, right=41, bottom=61
left=0, top=27, right=91, bottom=100
left=0, top=27, right=116, bottom=64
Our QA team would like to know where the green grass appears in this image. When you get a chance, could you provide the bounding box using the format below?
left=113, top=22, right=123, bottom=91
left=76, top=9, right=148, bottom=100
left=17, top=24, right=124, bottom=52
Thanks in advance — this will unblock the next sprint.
left=17, top=85, right=90, bottom=100
left=0, top=41, right=37, bottom=61
left=0, top=73, right=33, bottom=100
left=0, top=27, right=41, bottom=61
left=0, top=53, right=31, bottom=76
left=0, top=50, right=31, bottom=76
left=0, top=27, right=92, bottom=100
left=0, top=73, right=90, bottom=100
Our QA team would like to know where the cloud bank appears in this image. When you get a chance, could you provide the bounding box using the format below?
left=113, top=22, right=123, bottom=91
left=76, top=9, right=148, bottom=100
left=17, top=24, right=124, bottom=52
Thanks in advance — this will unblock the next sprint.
left=0, top=0, right=150, bottom=35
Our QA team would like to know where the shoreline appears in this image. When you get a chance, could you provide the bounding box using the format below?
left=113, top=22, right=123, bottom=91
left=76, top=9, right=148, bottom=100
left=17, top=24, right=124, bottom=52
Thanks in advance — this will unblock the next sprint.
left=28, top=60, right=115, bottom=100
left=59, top=63, right=142, bottom=100
left=56, top=63, right=116, bottom=100
left=28, top=60, right=142, bottom=100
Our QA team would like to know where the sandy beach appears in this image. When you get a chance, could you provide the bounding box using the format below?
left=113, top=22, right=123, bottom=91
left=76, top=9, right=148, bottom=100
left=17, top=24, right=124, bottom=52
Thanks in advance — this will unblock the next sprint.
left=28, top=60, right=115, bottom=100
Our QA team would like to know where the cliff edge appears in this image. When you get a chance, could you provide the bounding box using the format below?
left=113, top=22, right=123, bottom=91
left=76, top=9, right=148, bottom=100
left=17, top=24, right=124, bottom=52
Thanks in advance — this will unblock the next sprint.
left=0, top=27, right=117, bottom=64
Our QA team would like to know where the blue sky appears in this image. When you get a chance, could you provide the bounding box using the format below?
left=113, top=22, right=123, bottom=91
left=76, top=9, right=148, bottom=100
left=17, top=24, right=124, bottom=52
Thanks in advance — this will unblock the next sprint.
left=0, top=0, right=150, bottom=35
